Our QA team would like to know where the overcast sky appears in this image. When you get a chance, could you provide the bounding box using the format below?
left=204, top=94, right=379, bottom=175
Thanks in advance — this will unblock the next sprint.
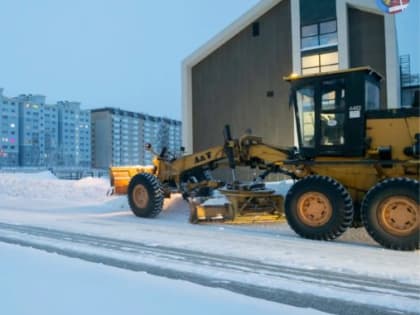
left=0, top=0, right=418, bottom=120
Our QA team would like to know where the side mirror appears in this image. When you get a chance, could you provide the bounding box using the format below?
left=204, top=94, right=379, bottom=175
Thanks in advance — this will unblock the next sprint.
left=145, top=143, right=152, bottom=151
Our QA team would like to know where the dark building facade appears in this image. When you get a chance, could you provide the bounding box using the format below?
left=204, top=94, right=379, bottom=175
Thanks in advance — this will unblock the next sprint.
left=191, top=0, right=293, bottom=152
left=183, top=0, right=399, bottom=153
left=347, top=7, right=387, bottom=106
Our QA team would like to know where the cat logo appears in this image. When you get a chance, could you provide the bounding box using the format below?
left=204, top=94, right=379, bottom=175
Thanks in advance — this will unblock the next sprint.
left=194, top=151, right=212, bottom=164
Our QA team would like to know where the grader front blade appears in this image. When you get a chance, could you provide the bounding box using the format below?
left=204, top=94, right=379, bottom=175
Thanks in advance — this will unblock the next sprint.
left=189, top=187, right=285, bottom=224
left=109, top=165, right=155, bottom=195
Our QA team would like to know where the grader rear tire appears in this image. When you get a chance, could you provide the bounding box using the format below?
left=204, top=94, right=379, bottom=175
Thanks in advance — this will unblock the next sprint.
left=361, top=178, right=419, bottom=251
left=127, top=173, right=163, bottom=218
left=285, top=175, right=354, bottom=240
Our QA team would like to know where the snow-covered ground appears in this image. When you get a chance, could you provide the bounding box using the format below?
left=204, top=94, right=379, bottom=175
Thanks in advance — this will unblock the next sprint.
left=0, top=171, right=417, bottom=281
left=1, top=242, right=326, bottom=315
left=0, top=171, right=419, bottom=314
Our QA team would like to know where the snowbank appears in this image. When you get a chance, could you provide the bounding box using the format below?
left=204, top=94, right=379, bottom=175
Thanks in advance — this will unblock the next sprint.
left=0, top=171, right=112, bottom=205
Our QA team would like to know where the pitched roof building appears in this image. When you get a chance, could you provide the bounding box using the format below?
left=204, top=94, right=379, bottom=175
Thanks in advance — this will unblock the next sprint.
left=182, top=0, right=399, bottom=152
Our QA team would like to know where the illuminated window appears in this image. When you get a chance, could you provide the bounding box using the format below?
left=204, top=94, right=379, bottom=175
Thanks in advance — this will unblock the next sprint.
left=301, top=51, right=338, bottom=75
left=302, top=54, right=319, bottom=69
left=320, top=52, right=338, bottom=65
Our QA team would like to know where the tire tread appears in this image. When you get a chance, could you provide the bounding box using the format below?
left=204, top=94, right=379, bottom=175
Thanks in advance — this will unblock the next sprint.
left=127, top=173, right=163, bottom=218
left=285, top=175, right=353, bottom=241
left=361, top=177, right=419, bottom=251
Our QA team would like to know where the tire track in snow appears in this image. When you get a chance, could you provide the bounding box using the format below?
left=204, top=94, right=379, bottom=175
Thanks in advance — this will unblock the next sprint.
left=0, top=222, right=418, bottom=315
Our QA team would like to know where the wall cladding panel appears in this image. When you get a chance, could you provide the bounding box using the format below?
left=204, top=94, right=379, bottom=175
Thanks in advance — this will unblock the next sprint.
left=192, top=0, right=294, bottom=151
left=348, top=7, right=387, bottom=108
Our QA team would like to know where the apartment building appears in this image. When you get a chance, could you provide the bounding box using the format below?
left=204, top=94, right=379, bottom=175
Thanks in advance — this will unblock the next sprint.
left=91, top=108, right=182, bottom=168
left=57, top=101, right=91, bottom=167
left=43, top=104, right=59, bottom=167
left=0, top=90, right=91, bottom=167
left=16, top=94, right=51, bottom=166
left=0, top=89, right=19, bottom=166
left=142, top=116, right=183, bottom=165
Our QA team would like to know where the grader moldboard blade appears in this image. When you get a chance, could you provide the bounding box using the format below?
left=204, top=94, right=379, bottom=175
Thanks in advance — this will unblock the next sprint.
left=109, top=165, right=155, bottom=195
left=189, top=183, right=285, bottom=224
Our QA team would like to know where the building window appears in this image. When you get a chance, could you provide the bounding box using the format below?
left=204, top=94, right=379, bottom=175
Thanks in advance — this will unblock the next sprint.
left=301, top=20, right=337, bottom=51
left=252, top=22, right=260, bottom=37
left=301, top=51, right=338, bottom=75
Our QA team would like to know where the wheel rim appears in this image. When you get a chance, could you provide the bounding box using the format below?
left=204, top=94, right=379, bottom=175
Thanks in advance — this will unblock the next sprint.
left=133, top=184, right=149, bottom=208
left=377, top=196, right=419, bottom=236
left=297, top=192, right=333, bottom=227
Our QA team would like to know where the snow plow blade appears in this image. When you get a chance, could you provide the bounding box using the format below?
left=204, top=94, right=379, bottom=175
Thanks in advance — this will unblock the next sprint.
left=189, top=188, right=285, bottom=224
left=109, top=166, right=155, bottom=195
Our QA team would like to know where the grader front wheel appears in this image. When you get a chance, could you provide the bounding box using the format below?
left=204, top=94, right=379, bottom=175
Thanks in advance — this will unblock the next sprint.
left=127, top=173, right=163, bottom=218
left=285, top=175, right=354, bottom=240
left=361, top=178, right=419, bottom=250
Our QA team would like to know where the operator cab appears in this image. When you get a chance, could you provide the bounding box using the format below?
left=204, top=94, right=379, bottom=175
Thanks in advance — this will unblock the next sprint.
left=285, top=66, right=382, bottom=158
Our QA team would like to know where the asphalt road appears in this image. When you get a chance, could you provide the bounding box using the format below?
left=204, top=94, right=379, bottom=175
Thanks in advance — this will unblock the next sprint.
left=0, top=222, right=418, bottom=315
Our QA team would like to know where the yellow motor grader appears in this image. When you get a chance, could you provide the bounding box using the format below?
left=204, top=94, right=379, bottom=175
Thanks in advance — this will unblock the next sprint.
left=110, top=67, right=419, bottom=250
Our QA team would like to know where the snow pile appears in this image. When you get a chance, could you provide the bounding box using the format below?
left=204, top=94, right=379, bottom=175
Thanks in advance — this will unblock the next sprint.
left=0, top=171, right=113, bottom=205
left=265, top=179, right=294, bottom=195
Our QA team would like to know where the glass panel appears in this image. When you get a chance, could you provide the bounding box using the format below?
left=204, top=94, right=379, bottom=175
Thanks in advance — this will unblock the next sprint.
left=321, top=113, right=345, bottom=146
left=296, top=87, right=315, bottom=147
left=322, top=91, right=336, bottom=110
left=302, top=67, right=320, bottom=75
left=301, top=36, right=319, bottom=49
left=320, top=51, right=338, bottom=66
left=320, top=20, right=337, bottom=34
left=301, top=24, right=318, bottom=37
left=302, top=54, right=319, bottom=68
left=319, top=33, right=338, bottom=46
left=320, top=64, right=339, bottom=72
left=365, top=80, right=380, bottom=110
left=323, top=79, right=346, bottom=110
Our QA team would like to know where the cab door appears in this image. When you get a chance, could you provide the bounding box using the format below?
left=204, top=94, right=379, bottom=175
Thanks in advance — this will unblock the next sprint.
left=317, top=78, right=347, bottom=155
left=317, top=75, right=365, bottom=157
left=294, top=74, right=366, bottom=158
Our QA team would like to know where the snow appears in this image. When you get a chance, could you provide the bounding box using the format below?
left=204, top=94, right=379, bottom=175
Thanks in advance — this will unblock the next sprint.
left=0, top=242, right=327, bottom=315
left=201, top=196, right=229, bottom=206
left=201, top=180, right=294, bottom=206
left=0, top=171, right=419, bottom=313
left=0, top=172, right=418, bottom=279
left=265, top=179, right=294, bottom=195
left=0, top=171, right=110, bottom=204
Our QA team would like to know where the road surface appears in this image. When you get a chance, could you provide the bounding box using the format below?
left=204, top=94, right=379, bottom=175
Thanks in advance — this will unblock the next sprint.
left=0, top=222, right=418, bottom=315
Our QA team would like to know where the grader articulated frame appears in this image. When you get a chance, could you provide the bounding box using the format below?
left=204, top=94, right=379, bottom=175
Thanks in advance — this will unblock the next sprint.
left=110, top=67, right=419, bottom=251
